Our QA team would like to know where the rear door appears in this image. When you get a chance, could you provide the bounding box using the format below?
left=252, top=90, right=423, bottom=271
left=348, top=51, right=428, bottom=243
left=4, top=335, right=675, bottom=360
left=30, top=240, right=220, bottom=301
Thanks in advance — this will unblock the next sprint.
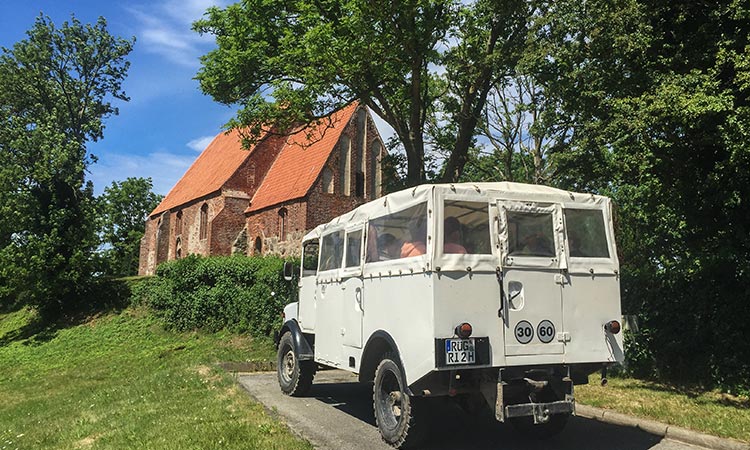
left=497, top=201, right=565, bottom=357
left=560, top=205, right=623, bottom=362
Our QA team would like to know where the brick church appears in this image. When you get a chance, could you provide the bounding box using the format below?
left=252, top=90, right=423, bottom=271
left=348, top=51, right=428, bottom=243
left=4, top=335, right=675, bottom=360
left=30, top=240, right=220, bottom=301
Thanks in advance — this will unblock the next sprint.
left=138, top=102, right=386, bottom=275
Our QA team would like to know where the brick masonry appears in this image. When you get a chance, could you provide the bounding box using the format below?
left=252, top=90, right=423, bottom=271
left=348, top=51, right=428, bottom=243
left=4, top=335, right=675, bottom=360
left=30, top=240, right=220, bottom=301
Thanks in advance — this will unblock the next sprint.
left=138, top=104, right=386, bottom=274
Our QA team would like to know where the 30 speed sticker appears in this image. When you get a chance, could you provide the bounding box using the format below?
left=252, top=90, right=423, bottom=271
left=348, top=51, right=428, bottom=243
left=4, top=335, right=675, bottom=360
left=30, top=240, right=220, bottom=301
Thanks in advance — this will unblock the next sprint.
left=514, top=320, right=534, bottom=344
left=537, top=320, right=556, bottom=343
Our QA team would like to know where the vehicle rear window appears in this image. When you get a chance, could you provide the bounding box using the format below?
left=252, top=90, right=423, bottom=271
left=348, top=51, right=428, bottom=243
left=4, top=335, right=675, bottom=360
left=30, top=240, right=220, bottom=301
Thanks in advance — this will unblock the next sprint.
left=443, top=201, right=491, bottom=254
left=507, top=212, right=555, bottom=257
left=564, top=209, right=610, bottom=258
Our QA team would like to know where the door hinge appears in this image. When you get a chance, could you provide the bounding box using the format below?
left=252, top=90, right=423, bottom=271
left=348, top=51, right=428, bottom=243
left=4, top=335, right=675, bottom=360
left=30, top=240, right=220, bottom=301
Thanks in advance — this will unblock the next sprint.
left=554, top=274, right=568, bottom=285
left=557, top=332, right=571, bottom=343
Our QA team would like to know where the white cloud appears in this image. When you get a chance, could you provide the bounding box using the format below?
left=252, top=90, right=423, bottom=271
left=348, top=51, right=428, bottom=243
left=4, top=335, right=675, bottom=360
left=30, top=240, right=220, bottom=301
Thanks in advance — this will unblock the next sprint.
left=89, top=150, right=195, bottom=196
left=127, top=0, right=227, bottom=68
left=187, top=135, right=215, bottom=152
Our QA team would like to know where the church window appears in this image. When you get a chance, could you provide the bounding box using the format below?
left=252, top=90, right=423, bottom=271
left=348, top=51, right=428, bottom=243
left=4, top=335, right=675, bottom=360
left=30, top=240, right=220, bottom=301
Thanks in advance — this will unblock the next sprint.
left=200, top=204, right=208, bottom=240
left=322, top=167, right=334, bottom=194
left=278, top=208, right=288, bottom=241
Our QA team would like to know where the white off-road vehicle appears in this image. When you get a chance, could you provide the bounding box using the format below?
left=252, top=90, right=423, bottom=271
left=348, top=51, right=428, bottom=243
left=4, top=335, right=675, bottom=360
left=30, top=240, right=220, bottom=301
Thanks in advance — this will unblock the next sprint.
left=276, top=182, right=623, bottom=448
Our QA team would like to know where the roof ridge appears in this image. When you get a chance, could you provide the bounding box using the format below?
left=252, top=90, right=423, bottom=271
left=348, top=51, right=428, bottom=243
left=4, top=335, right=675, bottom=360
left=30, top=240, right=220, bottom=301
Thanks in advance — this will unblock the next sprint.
left=246, top=102, right=359, bottom=213
left=150, top=128, right=266, bottom=216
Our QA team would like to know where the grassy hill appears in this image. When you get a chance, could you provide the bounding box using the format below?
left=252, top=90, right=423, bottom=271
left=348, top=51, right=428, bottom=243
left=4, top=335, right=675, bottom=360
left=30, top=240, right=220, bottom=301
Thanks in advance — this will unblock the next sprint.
left=0, top=305, right=311, bottom=450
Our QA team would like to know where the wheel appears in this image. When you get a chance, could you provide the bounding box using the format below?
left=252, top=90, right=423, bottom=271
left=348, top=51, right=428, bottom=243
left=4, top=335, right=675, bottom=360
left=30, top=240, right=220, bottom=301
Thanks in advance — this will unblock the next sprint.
left=372, top=352, right=425, bottom=448
left=277, top=331, right=315, bottom=396
left=509, top=388, right=569, bottom=439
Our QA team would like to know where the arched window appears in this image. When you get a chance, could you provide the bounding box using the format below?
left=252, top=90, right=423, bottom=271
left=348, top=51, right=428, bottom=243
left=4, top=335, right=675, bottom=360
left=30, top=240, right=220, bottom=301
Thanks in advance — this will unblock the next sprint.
left=322, top=167, right=334, bottom=194
left=339, top=136, right=351, bottom=196
left=175, top=210, right=183, bottom=236
left=199, top=204, right=208, bottom=240
left=355, top=108, right=367, bottom=198
left=371, top=141, right=383, bottom=198
left=175, top=237, right=182, bottom=259
left=278, top=208, right=288, bottom=241
left=248, top=163, right=256, bottom=187
left=254, top=236, right=263, bottom=255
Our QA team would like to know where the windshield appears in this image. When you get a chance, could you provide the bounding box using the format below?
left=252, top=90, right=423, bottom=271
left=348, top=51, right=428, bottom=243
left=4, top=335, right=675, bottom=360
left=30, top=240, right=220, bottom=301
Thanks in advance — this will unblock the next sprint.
left=564, top=209, right=610, bottom=258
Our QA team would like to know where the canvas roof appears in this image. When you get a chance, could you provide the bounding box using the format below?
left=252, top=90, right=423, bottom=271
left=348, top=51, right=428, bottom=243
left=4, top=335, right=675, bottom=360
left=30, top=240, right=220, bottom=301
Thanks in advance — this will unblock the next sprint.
left=305, top=182, right=609, bottom=240
left=246, top=102, right=359, bottom=213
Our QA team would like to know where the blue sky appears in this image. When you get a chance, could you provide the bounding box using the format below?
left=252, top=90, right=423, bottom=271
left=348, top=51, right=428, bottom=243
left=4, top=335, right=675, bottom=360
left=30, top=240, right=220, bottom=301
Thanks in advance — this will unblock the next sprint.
left=0, top=0, right=254, bottom=196
left=1, top=0, right=396, bottom=197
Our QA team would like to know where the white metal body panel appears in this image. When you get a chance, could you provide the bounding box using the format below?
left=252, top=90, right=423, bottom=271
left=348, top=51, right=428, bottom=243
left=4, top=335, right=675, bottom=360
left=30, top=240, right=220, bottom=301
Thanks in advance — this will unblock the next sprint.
left=297, top=276, right=316, bottom=332
left=314, top=277, right=344, bottom=366
left=297, top=182, right=624, bottom=386
left=432, top=272, right=506, bottom=367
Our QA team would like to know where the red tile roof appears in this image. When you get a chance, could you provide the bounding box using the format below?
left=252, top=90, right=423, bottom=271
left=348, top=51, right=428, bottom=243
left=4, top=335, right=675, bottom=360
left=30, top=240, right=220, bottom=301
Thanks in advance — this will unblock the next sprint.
left=246, top=103, right=358, bottom=213
left=150, top=129, right=260, bottom=216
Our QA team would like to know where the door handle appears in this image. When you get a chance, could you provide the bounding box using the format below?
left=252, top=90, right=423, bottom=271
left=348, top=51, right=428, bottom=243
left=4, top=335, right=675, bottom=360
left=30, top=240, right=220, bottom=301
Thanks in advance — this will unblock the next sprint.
left=496, top=267, right=504, bottom=319
left=355, top=287, right=363, bottom=310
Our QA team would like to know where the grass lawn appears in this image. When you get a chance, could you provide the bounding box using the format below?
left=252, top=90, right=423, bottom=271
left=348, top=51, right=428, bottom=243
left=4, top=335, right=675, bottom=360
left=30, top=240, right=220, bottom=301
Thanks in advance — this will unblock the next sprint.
left=577, top=373, right=750, bottom=442
left=3, top=304, right=749, bottom=448
left=0, top=306, right=311, bottom=450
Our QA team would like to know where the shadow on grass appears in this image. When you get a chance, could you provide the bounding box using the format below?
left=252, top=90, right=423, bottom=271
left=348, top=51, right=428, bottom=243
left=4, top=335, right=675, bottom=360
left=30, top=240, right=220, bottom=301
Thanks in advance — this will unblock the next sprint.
left=0, top=277, right=133, bottom=347
left=611, top=376, right=750, bottom=409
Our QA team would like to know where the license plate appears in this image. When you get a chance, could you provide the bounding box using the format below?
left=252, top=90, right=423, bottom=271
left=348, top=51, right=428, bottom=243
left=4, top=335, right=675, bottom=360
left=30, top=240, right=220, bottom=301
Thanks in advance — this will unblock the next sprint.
left=445, top=338, right=476, bottom=365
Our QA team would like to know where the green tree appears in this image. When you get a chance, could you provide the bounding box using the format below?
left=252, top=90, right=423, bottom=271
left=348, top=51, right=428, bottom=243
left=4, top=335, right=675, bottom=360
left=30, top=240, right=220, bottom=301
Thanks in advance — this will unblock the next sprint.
left=525, top=0, right=750, bottom=391
left=97, top=178, right=163, bottom=277
left=193, top=0, right=528, bottom=185
left=0, top=15, right=133, bottom=315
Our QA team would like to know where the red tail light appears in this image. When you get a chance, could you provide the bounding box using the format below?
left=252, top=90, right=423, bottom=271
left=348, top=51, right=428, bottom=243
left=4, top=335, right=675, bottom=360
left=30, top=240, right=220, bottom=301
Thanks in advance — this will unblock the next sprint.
left=605, top=320, right=621, bottom=334
left=455, top=322, right=473, bottom=339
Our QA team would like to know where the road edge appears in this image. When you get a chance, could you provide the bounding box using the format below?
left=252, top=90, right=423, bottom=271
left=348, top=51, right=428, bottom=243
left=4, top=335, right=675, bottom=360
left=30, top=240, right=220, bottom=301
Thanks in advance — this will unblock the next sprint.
left=576, top=404, right=750, bottom=450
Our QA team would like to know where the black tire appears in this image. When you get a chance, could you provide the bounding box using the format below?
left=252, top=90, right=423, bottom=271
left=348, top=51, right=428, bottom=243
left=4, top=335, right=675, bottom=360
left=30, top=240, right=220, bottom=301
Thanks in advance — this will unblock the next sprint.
left=277, top=331, right=315, bottom=396
left=509, top=389, right=569, bottom=439
left=372, top=352, right=425, bottom=448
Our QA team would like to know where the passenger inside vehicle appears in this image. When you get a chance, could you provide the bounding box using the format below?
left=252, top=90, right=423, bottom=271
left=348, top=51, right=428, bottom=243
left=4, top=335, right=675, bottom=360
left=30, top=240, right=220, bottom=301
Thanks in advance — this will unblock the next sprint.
left=377, top=233, right=402, bottom=260
left=443, top=216, right=467, bottom=254
left=401, top=219, right=427, bottom=257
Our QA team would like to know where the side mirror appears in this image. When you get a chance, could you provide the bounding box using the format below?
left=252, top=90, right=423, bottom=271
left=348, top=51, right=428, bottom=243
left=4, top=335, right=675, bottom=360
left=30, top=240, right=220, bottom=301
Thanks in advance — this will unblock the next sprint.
left=283, top=261, right=298, bottom=281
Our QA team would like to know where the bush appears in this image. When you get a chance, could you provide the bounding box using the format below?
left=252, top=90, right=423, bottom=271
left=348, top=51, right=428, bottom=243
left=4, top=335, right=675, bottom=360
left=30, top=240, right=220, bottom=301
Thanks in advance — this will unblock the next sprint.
left=130, top=255, right=295, bottom=336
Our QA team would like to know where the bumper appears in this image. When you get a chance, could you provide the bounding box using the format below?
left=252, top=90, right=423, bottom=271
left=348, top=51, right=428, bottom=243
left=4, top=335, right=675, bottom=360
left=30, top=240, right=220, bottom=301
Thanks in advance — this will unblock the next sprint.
left=505, top=400, right=575, bottom=424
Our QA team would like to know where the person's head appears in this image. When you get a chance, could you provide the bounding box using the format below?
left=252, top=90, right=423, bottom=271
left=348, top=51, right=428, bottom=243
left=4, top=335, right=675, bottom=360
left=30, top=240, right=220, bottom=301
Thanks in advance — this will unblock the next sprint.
left=378, top=233, right=400, bottom=257
left=444, top=216, right=461, bottom=243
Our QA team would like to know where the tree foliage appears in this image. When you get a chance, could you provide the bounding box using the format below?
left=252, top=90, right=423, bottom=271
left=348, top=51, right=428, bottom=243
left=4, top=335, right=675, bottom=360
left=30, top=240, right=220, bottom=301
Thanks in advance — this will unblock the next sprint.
left=97, top=178, right=163, bottom=277
left=518, top=0, right=750, bottom=391
left=194, top=0, right=529, bottom=185
left=0, top=15, right=133, bottom=315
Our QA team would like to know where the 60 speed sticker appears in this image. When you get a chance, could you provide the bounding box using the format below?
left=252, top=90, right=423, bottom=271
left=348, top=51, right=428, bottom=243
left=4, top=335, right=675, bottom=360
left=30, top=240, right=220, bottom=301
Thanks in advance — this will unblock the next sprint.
left=514, top=320, right=556, bottom=344
left=514, top=321, right=534, bottom=344
left=537, top=320, right=556, bottom=343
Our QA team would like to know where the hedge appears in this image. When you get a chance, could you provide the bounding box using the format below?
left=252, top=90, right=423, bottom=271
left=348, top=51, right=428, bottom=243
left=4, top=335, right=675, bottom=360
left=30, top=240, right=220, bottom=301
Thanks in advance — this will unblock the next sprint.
left=131, top=254, right=295, bottom=336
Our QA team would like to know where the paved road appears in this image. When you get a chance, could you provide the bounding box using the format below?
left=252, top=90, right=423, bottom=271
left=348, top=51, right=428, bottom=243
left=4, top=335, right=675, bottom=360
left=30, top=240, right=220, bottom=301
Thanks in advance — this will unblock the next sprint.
left=238, top=370, right=710, bottom=450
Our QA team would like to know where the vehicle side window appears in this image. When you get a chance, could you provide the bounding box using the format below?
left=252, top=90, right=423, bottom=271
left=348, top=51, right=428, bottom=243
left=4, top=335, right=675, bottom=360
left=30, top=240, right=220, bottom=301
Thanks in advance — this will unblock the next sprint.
left=319, top=230, right=345, bottom=271
left=443, top=201, right=491, bottom=254
left=302, top=241, right=319, bottom=276
left=345, top=230, right=363, bottom=268
left=507, top=211, right=555, bottom=257
left=564, top=209, right=610, bottom=258
left=366, top=202, right=428, bottom=261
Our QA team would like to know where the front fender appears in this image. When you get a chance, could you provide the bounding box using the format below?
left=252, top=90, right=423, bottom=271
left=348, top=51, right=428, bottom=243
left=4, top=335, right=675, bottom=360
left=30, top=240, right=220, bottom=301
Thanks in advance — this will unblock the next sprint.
left=277, top=319, right=315, bottom=361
